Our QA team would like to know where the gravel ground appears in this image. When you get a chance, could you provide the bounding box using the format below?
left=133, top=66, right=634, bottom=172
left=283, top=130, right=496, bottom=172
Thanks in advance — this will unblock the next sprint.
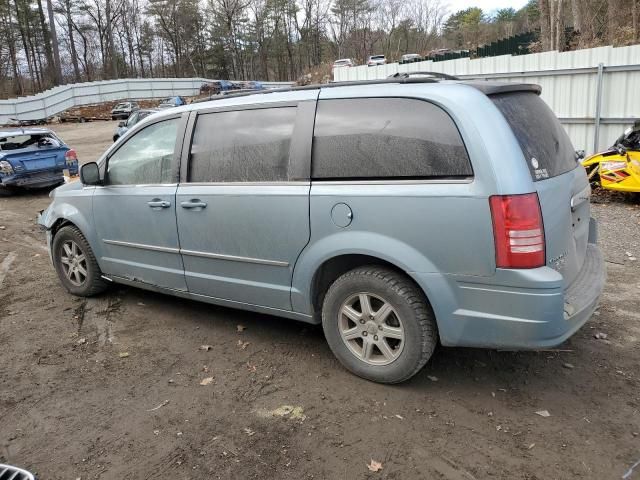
left=0, top=121, right=638, bottom=479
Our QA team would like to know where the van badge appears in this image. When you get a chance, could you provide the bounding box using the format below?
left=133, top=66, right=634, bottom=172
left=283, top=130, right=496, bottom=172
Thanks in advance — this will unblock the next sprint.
left=531, top=157, right=539, bottom=169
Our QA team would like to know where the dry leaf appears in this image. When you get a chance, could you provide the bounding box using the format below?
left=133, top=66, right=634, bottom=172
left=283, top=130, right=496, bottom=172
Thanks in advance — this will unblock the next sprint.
left=200, top=377, right=214, bottom=386
left=118, top=352, right=129, bottom=358
left=243, top=427, right=255, bottom=436
left=199, top=345, right=212, bottom=351
left=394, top=414, right=403, bottom=420
left=246, top=362, right=257, bottom=372
left=367, top=459, right=383, bottom=472
left=237, top=324, right=246, bottom=332
left=427, top=375, right=438, bottom=382
left=535, top=410, right=551, bottom=417
left=237, top=340, right=250, bottom=350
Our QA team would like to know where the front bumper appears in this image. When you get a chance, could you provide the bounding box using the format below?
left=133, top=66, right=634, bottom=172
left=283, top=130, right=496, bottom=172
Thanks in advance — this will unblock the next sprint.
left=36, top=208, right=54, bottom=263
left=420, top=242, right=605, bottom=350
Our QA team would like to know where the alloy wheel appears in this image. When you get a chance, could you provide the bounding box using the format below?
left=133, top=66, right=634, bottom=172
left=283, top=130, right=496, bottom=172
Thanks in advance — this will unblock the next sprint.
left=338, top=292, right=405, bottom=366
left=60, top=240, right=88, bottom=287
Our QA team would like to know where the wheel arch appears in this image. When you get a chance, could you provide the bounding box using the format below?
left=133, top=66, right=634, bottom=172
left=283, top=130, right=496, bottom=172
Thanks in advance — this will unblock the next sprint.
left=44, top=203, right=102, bottom=269
left=293, top=240, right=445, bottom=331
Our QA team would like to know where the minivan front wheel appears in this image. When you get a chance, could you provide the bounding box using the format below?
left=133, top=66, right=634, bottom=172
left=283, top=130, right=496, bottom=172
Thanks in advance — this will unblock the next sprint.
left=322, top=266, right=437, bottom=383
left=52, top=225, right=107, bottom=296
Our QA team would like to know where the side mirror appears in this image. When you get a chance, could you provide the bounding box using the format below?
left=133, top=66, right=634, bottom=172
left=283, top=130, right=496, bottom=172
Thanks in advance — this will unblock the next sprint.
left=118, top=121, right=126, bottom=127
left=80, top=162, right=102, bottom=185
left=575, top=150, right=585, bottom=161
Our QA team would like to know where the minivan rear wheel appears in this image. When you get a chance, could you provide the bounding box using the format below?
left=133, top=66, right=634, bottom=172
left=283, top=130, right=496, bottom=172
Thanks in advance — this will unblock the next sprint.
left=52, top=225, right=107, bottom=296
left=322, top=266, right=437, bottom=383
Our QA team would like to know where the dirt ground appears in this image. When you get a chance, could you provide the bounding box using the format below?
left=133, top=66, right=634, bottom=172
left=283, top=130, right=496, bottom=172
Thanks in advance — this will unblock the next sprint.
left=1, top=121, right=639, bottom=480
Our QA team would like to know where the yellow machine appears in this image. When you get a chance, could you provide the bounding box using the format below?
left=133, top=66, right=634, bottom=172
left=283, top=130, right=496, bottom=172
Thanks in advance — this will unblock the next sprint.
left=582, top=124, right=640, bottom=193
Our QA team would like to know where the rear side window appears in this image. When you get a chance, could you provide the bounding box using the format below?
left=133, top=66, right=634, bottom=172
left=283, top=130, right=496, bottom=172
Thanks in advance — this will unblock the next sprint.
left=312, top=98, right=472, bottom=180
left=189, top=107, right=296, bottom=182
left=491, top=92, right=576, bottom=181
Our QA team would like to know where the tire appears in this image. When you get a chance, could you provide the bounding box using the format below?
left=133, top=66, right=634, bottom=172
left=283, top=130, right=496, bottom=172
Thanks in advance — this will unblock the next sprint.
left=52, top=225, right=107, bottom=297
left=322, top=266, right=437, bottom=384
left=0, top=186, right=15, bottom=196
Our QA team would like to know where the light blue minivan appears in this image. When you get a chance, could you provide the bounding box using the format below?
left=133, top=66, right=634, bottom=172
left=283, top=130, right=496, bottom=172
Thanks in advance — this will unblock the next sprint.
left=38, top=78, right=605, bottom=383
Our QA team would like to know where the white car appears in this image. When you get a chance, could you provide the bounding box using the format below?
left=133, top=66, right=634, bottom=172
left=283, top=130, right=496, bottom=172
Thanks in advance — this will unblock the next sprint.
left=367, top=55, right=386, bottom=66
left=332, top=59, right=355, bottom=72
left=401, top=53, right=422, bottom=63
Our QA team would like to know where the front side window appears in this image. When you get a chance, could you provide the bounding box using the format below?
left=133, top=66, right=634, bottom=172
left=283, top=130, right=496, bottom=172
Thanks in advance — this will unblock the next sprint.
left=189, top=107, right=297, bottom=183
left=312, top=98, right=472, bottom=180
left=107, top=118, right=178, bottom=185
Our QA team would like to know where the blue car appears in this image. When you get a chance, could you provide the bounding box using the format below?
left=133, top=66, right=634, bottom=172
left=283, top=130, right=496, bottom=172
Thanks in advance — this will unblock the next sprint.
left=0, top=128, right=78, bottom=193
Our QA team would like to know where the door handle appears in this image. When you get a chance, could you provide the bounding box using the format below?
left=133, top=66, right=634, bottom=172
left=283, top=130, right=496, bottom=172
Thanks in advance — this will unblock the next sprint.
left=181, top=200, right=207, bottom=209
left=147, top=200, right=171, bottom=208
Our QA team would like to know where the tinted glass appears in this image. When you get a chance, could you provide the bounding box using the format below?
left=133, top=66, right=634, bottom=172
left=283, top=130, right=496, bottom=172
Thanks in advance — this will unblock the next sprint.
left=491, top=92, right=576, bottom=181
left=107, top=118, right=178, bottom=185
left=189, top=107, right=296, bottom=182
left=312, top=98, right=472, bottom=179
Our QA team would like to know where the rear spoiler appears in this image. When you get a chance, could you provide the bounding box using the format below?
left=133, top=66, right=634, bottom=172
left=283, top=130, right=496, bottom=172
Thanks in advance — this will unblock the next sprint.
left=459, top=81, right=542, bottom=96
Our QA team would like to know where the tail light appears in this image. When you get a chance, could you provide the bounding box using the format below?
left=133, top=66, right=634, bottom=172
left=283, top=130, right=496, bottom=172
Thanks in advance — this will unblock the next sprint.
left=489, top=193, right=545, bottom=269
left=65, top=149, right=78, bottom=164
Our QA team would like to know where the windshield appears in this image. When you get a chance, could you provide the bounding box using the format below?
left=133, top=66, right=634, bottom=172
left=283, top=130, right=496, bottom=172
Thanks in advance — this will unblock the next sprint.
left=114, top=103, right=128, bottom=109
left=370, top=55, right=385, bottom=60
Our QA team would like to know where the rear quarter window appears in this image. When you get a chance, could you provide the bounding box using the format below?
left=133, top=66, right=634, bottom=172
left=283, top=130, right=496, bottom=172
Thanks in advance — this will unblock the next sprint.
left=491, top=92, right=577, bottom=181
left=312, top=98, right=472, bottom=180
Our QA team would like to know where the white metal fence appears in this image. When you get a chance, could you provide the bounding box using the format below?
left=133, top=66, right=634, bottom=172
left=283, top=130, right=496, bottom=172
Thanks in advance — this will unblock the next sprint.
left=0, top=78, right=293, bottom=126
left=334, top=44, right=640, bottom=154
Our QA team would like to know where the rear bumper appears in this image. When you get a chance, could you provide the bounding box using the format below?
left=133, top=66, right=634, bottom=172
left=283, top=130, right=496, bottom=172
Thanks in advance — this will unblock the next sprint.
left=1, top=166, right=77, bottom=189
left=419, top=242, right=605, bottom=349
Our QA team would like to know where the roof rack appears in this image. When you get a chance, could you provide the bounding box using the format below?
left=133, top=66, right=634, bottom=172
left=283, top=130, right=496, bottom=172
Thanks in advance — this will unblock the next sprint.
left=192, top=75, right=540, bottom=104
left=192, top=76, right=446, bottom=104
left=387, top=71, right=459, bottom=80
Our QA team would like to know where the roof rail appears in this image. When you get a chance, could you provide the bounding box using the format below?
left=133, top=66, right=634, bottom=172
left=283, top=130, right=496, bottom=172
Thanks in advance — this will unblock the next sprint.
left=191, top=75, right=540, bottom=105
left=192, top=76, right=444, bottom=104
left=387, top=71, right=460, bottom=80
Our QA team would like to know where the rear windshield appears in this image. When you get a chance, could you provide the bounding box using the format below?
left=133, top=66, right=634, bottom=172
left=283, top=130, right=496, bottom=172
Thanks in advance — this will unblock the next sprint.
left=370, top=55, right=385, bottom=60
left=491, top=92, right=576, bottom=181
left=0, top=134, right=59, bottom=150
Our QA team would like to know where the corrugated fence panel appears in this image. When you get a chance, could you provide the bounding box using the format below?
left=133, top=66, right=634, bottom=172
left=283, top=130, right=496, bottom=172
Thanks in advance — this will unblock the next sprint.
left=0, top=78, right=293, bottom=126
left=334, top=45, right=640, bottom=153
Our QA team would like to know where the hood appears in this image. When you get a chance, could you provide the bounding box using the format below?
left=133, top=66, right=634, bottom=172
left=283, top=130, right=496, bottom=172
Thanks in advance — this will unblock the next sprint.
left=50, top=179, right=83, bottom=197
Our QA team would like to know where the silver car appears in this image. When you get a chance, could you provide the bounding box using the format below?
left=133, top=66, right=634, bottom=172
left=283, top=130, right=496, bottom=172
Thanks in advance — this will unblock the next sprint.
left=38, top=79, right=605, bottom=383
left=367, top=55, right=386, bottom=66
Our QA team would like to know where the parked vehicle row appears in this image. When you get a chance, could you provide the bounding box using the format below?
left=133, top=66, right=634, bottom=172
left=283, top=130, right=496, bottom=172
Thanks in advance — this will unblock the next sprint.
left=0, top=128, right=78, bottom=193
left=38, top=78, right=604, bottom=384
left=113, top=109, right=159, bottom=142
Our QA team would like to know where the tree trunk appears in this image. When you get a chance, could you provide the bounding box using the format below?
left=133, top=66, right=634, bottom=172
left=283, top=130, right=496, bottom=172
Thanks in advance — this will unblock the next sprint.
left=105, top=0, right=118, bottom=78
left=633, top=0, right=639, bottom=42
left=65, top=0, right=81, bottom=81
left=36, top=0, right=56, bottom=85
left=553, top=0, right=564, bottom=51
left=46, top=0, right=63, bottom=84
left=14, top=0, right=36, bottom=89
left=539, top=0, right=551, bottom=50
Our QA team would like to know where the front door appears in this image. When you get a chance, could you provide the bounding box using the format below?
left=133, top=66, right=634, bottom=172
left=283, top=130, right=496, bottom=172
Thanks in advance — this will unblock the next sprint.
left=93, top=115, right=187, bottom=291
left=176, top=101, right=315, bottom=310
